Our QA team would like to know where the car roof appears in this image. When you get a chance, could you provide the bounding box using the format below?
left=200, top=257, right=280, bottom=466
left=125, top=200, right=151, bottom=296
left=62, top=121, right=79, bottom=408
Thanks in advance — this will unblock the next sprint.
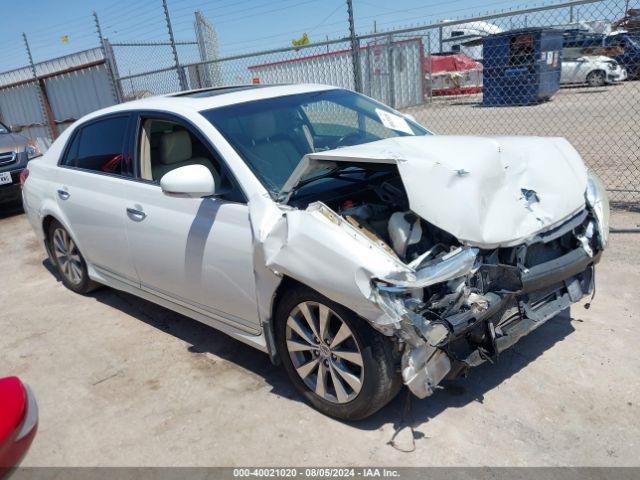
left=82, top=83, right=338, bottom=122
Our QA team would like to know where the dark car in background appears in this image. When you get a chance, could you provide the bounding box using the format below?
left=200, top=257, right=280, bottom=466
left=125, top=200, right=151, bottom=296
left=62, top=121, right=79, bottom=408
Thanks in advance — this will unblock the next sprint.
left=0, top=121, right=41, bottom=206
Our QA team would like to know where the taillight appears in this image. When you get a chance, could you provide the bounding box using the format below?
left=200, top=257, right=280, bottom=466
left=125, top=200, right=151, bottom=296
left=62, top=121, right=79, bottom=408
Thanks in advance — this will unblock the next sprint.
left=19, top=168, right=29, bottom=187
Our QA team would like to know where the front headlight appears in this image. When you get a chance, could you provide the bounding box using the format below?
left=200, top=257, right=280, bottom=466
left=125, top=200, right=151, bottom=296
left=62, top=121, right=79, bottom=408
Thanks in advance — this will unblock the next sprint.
left=585, top=170, right=610, bottom=248
left=25, top=140, right=41, bottom=160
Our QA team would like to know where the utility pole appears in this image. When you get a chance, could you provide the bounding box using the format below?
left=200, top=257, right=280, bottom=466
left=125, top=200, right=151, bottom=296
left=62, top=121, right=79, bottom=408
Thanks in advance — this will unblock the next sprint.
left=94, top=11, right=123, bottom=103
left=23, top=33, right=56, bottom=142
left=163, top=0, right=188, bottom=91
left=346, top=0, right=362, bottom=93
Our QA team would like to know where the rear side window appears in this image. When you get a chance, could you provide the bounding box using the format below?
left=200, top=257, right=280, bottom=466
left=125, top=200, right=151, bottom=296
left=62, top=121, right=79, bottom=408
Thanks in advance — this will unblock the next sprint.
left=61, top=132, right=80, bottom=166
left=64, top=116, right=131, bottom=176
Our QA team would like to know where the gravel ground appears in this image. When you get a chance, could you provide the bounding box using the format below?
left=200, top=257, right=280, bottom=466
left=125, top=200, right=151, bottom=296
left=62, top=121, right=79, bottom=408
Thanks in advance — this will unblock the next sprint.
left=0, top=204, right=638, bottom=467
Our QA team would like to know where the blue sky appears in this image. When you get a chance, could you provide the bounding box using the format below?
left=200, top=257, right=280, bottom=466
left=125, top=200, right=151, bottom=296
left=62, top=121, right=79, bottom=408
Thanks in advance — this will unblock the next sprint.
left=0, top=0, right=611, bottom=72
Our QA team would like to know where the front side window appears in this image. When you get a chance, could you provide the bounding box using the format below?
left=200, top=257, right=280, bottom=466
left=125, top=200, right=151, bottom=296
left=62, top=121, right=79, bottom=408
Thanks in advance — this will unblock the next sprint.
left=136, top=117, right=245, bottom=202
left=66, top=116, right=130, bottom=175
left=202, top=89, right=429, bottom=195
left=0, top=122, right=9, bottom=134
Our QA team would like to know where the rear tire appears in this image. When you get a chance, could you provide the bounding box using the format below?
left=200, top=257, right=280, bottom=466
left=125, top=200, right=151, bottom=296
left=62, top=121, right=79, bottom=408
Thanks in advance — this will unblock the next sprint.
left=48, top=220, right=99, bottom=294
left=586, top=70, right=606, bottom=87
left=275, top=285, right=402, bottom=420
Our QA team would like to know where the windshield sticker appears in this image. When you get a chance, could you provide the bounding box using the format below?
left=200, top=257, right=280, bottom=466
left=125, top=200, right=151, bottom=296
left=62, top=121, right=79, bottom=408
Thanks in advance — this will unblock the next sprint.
left=375, top=109, right=414, bottom=135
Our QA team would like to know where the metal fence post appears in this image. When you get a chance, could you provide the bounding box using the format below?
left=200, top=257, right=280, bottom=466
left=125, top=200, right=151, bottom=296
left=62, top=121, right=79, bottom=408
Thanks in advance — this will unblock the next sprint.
left=346, top=0, right=362, bottom=92
left=94, top=11, right=123, bottom=103
left=163, top=0, right=188, bottom=91
left=426, top=34, right=433, bottom=103
left=22, top=32, right=56, bottom=143
left=387, top=35, right=395, bottom=108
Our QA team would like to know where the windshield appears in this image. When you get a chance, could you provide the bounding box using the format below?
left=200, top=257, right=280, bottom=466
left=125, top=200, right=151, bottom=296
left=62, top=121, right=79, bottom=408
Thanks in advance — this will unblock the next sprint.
left=202, top=89, right=429, bottom=195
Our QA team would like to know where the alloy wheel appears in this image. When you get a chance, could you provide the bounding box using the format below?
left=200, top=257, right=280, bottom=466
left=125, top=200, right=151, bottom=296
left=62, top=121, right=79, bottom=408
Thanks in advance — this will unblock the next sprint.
left=588, top=71, right=605, bottom=87
left=52, top=228, right=83, bottom=285
left=285, top=301, right=364, bottom=404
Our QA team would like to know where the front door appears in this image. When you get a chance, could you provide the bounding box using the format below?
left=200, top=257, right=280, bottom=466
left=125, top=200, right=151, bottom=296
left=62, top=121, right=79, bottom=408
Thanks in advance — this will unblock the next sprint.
left=123, top=114, right=260, bottom=332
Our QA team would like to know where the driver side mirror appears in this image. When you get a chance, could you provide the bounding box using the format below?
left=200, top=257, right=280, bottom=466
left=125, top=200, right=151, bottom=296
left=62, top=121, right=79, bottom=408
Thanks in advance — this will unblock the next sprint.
left=160, top=164, right=216, bottom=198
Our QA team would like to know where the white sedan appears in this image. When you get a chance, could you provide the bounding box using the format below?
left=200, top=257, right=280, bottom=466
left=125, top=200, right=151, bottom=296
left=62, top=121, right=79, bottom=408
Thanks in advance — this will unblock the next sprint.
left=561, top=55, right=627, bottom=87
left=22, top=84, right=609, bottom=420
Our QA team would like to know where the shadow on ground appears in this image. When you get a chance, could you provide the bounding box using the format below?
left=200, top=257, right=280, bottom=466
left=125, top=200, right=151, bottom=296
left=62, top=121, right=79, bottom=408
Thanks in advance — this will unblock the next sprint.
left=42, top=258, right=576, bottom=431
left=80, top=272, right=296, bottom=401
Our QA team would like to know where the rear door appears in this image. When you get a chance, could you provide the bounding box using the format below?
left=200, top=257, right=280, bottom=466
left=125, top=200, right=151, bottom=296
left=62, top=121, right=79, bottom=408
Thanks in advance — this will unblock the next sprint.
left=55, top=114, right=139, bottom=286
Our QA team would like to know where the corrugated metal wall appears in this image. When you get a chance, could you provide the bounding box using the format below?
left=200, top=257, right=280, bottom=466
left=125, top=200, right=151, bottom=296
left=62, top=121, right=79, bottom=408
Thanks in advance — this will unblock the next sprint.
left=362, top=38, right=424, bottom=109
left=46, top=64, right=118, bottom=134
left=0, top=83, right=50, bottom=151
left=0, top=48, right=106, bottom=86
left=248, top=39, right=424, bottom=109
left=0, top=48, right=117, bottom=151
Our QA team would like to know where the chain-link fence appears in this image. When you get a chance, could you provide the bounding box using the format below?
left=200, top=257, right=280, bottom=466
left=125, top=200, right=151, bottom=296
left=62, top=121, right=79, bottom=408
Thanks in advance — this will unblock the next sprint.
left=391, top=0, right=639, bottom=206
left=110, top=0, right=639, bottom=206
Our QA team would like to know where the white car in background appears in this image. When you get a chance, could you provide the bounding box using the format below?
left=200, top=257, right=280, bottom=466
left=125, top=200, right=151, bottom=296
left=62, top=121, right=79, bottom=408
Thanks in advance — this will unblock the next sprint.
left=561, top=55, right=627, bottom=86
left=21, top=84, right=608, bottom=420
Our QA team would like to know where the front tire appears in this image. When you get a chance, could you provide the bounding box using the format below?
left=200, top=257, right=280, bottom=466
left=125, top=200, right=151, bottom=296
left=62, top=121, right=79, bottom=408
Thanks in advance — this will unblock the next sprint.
left=587, top=70, right=606, bottom=87
left=275, top=285, right=401, bottom=420
left=48, top=220, right=99, bottom=294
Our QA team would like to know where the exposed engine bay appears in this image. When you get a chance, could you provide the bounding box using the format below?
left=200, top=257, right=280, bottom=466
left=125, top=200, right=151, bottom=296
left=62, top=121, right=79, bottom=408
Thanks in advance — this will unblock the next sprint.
left=254, top=135, right=608, bottom=399
left=328, top=176, right=458, bottom=263
left=336, top=174, right=600, bottom=397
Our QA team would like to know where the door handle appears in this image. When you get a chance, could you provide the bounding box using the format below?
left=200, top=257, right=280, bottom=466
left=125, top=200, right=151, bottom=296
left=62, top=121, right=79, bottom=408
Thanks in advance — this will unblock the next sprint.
left=126, top=207, right=147, bottom=221
left=57, top=189, right=70, bottom=200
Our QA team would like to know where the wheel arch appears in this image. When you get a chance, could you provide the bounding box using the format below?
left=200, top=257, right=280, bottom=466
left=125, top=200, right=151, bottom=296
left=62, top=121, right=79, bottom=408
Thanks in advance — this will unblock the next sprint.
left=265, top=275, right=388, bottom=365
left=39, top=205, right=85, bottom=252
left=265, top=275, right=307, bottom=365
left=41, top=213, right=63, bottom=259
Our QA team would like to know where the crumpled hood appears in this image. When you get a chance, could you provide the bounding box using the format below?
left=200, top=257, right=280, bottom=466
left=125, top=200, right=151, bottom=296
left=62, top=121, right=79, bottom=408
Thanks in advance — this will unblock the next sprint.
left=281, top=135, right=588, bottom=248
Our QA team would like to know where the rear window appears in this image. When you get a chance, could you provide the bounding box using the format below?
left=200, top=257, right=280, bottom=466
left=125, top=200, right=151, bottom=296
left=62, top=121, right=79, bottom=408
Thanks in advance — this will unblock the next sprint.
left=63, top=116, right=131, bottom=176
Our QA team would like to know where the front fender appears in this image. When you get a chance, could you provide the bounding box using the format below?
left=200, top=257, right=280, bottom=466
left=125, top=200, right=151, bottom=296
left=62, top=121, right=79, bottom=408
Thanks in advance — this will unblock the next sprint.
left=248, top=195, right=411, bottom=325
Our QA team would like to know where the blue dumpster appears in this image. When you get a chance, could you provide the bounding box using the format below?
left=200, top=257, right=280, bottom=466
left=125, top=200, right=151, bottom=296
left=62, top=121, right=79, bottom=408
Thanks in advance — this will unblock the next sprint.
left=482, top=28, right=563, bottom=106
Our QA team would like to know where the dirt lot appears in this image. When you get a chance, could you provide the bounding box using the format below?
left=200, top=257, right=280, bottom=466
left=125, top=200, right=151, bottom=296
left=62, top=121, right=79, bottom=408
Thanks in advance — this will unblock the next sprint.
left=404, top=81, right=640, bottom=205
left=1, top=206, right=639, bottom=467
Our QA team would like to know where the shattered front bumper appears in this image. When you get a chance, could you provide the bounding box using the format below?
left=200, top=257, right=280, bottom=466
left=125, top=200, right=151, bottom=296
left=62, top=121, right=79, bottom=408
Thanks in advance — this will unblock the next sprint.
left=463, top=257, right=597, bottom=369
left=370, top=210, right=602, bottom=399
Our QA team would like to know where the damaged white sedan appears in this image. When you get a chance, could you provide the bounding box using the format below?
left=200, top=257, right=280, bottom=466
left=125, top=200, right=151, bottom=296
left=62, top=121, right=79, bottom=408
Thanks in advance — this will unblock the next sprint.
left=22, top=84, right=609, bottom=420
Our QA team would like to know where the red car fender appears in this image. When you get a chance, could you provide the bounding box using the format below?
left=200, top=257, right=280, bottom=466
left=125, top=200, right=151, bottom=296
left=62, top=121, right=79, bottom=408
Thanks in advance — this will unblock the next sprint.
left=0, top=377, right=38, bottom=477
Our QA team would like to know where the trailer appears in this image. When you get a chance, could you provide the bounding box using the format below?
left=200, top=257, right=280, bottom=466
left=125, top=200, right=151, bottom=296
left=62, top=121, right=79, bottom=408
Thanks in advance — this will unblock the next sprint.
left=425, top=53, right=483, bottom=96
